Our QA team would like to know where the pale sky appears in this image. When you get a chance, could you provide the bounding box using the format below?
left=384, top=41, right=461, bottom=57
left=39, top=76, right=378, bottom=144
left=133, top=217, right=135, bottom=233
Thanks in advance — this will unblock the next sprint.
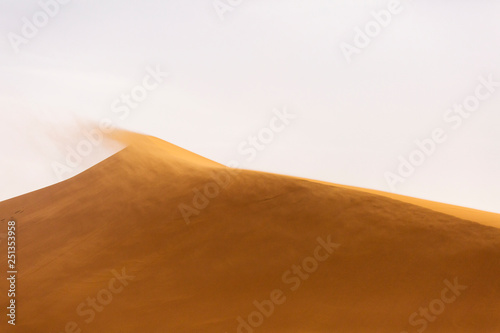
left=1, top=0, right=499, bottom=214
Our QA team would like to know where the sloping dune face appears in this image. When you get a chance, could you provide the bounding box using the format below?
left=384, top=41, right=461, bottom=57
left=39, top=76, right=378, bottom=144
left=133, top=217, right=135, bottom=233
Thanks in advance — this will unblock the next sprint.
left=1, top=133, right=499, bottom=333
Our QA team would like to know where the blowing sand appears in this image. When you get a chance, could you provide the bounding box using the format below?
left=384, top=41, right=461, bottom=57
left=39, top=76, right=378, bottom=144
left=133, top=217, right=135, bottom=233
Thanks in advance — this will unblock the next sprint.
left=0, top=132, right=499, bottom=332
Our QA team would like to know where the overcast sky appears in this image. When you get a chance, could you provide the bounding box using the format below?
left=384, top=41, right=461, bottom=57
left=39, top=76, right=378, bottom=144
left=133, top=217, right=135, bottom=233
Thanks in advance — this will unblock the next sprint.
left=1, top=0, right=499, bottom=214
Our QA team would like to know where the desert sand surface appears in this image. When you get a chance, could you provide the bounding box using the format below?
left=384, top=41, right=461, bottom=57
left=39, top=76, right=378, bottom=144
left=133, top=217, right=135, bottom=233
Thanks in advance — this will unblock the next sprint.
left=1, top=132, right=499, bottom=333
left=303, top=179, right=500, bottom=229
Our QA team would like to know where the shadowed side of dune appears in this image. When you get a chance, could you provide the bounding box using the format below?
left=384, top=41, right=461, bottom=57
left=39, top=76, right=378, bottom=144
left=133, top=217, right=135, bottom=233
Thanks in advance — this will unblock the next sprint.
left=0, top=133, right=499, bottom=333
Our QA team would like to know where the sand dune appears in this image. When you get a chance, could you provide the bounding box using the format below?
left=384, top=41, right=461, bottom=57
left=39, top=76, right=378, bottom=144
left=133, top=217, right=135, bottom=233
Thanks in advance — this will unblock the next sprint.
left=1, top=132, right=499, bottom=332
